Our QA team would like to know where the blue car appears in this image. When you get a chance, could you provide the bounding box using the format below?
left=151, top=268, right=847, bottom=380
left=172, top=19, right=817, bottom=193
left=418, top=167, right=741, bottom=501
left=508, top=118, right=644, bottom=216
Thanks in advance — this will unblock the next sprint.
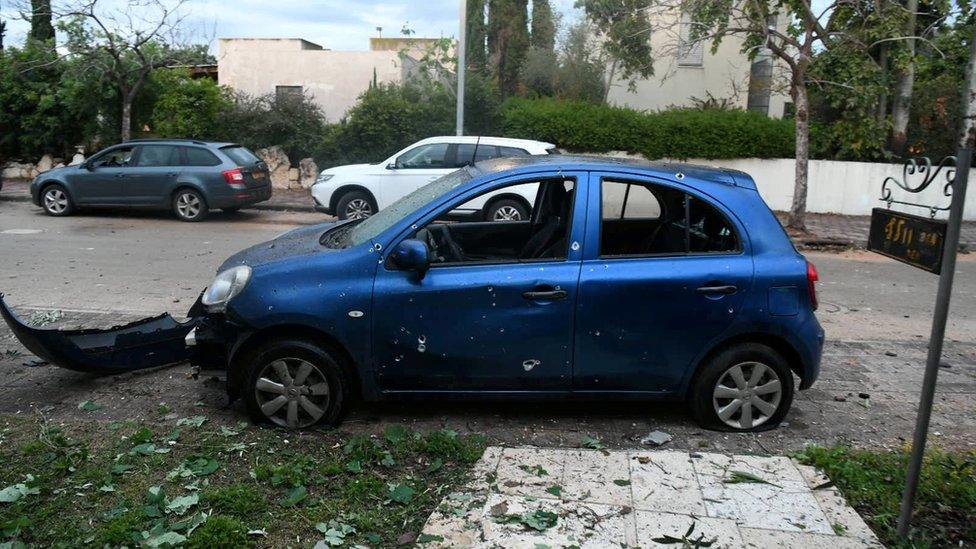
left=0, top=156, right=823, bottom=432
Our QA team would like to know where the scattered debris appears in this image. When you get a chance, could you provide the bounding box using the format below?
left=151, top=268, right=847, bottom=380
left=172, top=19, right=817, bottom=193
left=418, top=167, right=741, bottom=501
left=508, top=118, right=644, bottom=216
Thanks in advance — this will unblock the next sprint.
left=651, top=522, right=717, bottom=547
left=884, top=351, right=898, bottom=357
left=833, top=396, right=847, bottom=402
left=26, top=309, right=64, bottom=327
left=641, top=430, right=673, bottom=447
left=724, top=471, right=781, bottom=488
left=494, top=509, right=559, bottom=532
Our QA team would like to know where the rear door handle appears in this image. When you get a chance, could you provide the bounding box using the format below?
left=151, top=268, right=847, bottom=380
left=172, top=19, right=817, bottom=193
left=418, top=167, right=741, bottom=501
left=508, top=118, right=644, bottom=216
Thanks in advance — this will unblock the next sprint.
left=696, top=284, right=738, bottom=295
left=522, top=289, right=568, bottom=301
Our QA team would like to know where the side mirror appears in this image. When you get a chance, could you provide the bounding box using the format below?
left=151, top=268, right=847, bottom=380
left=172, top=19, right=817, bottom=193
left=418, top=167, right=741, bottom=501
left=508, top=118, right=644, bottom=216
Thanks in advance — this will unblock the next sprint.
left=386, top=161, right=398, bottom=170
left=390, top=239, right=430, bottom=276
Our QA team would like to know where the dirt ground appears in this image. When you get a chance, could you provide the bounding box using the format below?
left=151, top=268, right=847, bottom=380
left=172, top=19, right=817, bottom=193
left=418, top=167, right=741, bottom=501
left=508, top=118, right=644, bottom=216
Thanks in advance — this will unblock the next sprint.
left=1, top=308, right=973, bottom=455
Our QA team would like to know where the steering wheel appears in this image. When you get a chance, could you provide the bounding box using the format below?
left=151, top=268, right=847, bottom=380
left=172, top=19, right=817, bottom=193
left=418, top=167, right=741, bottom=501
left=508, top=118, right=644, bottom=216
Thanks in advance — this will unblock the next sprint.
left=416, top=228, right=442, bottom=263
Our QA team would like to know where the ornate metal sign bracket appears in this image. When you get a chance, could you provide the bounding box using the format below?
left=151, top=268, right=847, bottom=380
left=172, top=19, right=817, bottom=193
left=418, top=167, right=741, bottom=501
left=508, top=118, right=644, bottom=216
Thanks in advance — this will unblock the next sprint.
left=881, top=156, right=957, bottom=218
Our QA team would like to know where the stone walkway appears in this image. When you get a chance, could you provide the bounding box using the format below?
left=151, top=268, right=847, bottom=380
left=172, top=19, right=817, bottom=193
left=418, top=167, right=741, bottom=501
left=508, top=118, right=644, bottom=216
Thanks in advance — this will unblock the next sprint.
left=420, top=447, right=881, bottom=548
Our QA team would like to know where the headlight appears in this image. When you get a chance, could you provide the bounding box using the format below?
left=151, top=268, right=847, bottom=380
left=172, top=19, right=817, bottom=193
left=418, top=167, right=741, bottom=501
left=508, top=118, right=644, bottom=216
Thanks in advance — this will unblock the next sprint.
left=202, top=266, right=252, bottom=310
left=314, top=173, right=334, bottom=185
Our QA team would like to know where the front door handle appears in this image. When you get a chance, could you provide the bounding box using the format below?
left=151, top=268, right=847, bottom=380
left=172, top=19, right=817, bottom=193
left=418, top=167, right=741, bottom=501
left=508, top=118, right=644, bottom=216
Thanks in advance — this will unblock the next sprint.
left=522, top=289, right=568, bottom=301
left=696, top=284, right=738, bottom=295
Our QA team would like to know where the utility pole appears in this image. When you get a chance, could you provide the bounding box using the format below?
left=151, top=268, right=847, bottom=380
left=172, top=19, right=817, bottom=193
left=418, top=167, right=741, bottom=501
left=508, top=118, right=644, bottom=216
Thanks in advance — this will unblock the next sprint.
left=456, top=0, right=467, bottom=136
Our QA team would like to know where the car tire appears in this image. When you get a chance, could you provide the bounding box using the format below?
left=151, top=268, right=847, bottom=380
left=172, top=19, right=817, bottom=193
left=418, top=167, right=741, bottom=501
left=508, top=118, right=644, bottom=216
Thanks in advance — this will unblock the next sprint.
left=242, top=338, right=348, bottom=429
left=335, top=190, right=376, bottom=220
left=172, top=188, right=209, bottom=222
left=485, top=198, right=528, bottom=222
left=41, top=184, right=75, bottom=217
left=689, top=343, right=794, bottom=432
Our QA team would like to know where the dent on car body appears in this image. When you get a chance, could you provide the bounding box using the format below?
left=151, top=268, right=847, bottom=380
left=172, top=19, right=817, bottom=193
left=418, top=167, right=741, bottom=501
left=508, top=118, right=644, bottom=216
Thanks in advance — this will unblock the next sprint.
left=0, top=293, right=203, bottom=374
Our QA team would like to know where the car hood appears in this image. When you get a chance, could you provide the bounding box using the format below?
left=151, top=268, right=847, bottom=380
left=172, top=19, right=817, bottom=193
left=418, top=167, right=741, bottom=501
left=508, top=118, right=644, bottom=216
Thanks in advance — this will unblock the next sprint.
left=35, top=165, right=75, bottom=179
left=217, top=221, right=345, bottom=271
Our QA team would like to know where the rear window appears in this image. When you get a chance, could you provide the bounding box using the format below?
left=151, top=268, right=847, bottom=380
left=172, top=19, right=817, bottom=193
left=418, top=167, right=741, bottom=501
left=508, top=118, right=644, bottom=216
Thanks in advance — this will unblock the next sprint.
left=182, top=147, right=221, bottom=167
left=220, top=146, right=260, bottom=166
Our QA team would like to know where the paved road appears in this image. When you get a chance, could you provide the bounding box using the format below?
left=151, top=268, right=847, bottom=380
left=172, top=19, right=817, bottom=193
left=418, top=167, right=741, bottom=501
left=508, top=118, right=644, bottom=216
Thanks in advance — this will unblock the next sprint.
left=0, top=199, right=973, bottom=453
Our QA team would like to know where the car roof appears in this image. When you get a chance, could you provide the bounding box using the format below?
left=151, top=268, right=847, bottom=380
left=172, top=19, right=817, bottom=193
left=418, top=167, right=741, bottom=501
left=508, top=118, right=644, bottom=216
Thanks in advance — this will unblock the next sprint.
left=412, top=135, right=555, bottom=150
left=121, top=139, right=238, bottom=148
left=467, top=154, right=757, bottom=190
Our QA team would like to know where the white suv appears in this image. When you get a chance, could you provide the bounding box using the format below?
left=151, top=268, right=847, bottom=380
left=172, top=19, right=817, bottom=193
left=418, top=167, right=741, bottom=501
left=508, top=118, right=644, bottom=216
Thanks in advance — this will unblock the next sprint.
left=310, top=136, right=555, bottom=220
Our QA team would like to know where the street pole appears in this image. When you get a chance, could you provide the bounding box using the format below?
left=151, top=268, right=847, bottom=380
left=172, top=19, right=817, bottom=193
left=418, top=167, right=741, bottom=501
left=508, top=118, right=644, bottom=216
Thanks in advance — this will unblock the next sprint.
left=455, top=0, right=467, bottom=136
left=895, top=147, right=970, bottom=538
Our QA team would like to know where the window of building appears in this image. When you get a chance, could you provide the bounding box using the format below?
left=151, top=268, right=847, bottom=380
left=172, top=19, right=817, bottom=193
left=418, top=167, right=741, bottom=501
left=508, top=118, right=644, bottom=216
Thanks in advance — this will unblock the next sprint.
left=275, top=85, right=303, bottom=102
left=599, top=178, right=738, bottom=257
left=677, top=12, right=704, bottom=67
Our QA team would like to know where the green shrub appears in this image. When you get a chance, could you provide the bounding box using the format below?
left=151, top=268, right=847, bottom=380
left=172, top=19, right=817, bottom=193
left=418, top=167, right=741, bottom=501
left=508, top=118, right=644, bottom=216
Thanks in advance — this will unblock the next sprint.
left=149, top=68, right=230, bottom=140
left=500, top=97, right=795, bottom=159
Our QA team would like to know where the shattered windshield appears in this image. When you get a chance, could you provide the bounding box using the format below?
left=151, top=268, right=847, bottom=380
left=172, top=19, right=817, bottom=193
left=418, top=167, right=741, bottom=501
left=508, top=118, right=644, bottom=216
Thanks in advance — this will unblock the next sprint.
left=346, top=168, right=474, bottom=247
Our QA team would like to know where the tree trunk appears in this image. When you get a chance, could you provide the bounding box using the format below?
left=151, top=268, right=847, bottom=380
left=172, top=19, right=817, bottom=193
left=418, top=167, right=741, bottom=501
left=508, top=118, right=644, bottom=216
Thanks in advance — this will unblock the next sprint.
left=959, top=21, right=976, bottom=151
left=788, top=78, right=810, bottom=232
left=602, top=58, right=618, bottom=104
left=888, top=0, right=918, bottom=157
left=120, top=96, right=132, bottom=142
left=876, top=45, right=888, bottom=125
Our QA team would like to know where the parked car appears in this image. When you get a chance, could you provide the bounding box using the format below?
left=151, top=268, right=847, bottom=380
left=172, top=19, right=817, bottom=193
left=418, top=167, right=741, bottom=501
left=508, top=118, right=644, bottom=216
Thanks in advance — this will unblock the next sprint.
left=311, top=136, right=555, bottom=221
left=29, top=139, right=272, bottom=222
left=1, top=156, right=823, bottom=432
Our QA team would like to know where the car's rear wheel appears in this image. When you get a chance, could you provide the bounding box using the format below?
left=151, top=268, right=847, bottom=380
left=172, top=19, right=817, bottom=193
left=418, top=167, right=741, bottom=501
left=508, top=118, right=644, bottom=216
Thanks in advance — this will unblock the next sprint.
left=243, top=339, right=347, bottom=429
left=689, top=343, right=794, bottom=432
left=485, top=198, right=528, bottom=222
left=336, top=190, right=375, bottom=220
left=41, top=184, right=74, bottom=216
left=173, top=188, right=208, bottom=222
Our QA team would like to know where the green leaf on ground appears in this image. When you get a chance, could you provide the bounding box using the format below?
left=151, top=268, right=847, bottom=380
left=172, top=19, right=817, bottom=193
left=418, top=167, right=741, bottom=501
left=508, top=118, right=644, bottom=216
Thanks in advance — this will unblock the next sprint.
left=545, top=484, right=562, bottom=496
left=176, top=416, right=207, bottom=427
left=0, top=476, right=39, bottom=503
left=417, top=533, right=445, bottom=544
left=280, top=485, right=307, bottom=507
left=518, top=464, right=549, bottom=477
left=388, top=483, right=415, bottom=504
left=384, top=424, right=409, bottom=444
left=78, top=400, right=100, bottom=411
left=496, top=510, right=559, bottom=532
left=426, top=458, right=443, bottom=473
left=580, top=435, right=605, bottom=450
left=724, top=471, right=781, bottom=487
left=165, top=493, right=199, bottom=515
left=613, top=479, right=631, bottom=486
left=345, top=460, right=362, bottom=473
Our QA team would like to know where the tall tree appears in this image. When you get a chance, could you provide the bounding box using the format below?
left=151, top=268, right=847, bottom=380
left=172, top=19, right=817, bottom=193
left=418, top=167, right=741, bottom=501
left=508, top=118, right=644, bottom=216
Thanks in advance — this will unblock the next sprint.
left=530, top=0, right=556, bottom=51
left=488, top=0, right=530, bottom=95
left=0, top=20, right=7, bottom=50
left=28, top=0, right=55, bottom=43
left=466, top=0, right=488, bottom=71
left=960, top=20, right=976, bottom=150
left=60, top=0, right=206, bottom=141
left=576, top=0, right=654, bottom=102
left=889, top=0, right=919, bottom=156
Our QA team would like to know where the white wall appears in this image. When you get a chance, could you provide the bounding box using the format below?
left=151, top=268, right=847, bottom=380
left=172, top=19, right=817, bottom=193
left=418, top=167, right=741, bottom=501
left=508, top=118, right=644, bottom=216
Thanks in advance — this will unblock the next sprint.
left=218, top=39, right=403, bottom=122
left=682, top=158, right=976, bottom=221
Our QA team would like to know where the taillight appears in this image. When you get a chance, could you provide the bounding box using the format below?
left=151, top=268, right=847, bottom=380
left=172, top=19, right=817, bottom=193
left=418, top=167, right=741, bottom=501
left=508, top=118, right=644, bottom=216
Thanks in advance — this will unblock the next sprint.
left=222, top=168, right=245, bottom=189
left=806, top=261, right=819, bottom=311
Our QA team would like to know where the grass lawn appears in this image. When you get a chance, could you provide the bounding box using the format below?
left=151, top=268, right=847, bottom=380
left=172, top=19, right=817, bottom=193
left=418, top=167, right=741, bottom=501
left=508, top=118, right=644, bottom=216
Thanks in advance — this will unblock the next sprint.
left=0, top=414, right=485, bottom=547
left=797, top=445, right=976, bottom=548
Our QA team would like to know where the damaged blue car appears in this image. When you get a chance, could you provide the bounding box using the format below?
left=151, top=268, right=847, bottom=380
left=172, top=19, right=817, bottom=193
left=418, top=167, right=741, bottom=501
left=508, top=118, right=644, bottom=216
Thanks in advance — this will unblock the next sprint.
left=0, top=156, right=824, bottom=432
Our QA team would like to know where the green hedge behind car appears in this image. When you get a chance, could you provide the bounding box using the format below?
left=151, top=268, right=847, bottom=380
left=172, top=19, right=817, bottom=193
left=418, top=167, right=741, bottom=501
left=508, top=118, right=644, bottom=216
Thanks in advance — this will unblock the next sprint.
left=500, top=97, right=796, bottom=160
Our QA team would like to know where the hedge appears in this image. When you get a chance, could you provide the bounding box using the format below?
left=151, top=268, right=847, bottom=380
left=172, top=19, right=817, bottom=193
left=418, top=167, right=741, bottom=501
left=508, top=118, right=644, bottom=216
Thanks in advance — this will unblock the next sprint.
left=500, top=97, right=796, bottom=160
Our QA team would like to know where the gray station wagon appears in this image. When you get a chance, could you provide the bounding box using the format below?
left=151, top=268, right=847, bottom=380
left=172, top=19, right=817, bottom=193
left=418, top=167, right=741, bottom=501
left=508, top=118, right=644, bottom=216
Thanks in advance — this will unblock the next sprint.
left=30, top=139, right=272, bottom=221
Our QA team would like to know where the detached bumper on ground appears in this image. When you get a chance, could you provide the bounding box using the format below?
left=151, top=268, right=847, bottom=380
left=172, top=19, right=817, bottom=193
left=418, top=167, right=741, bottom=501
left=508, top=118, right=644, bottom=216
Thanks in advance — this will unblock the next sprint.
left=0, top=293, right=208, bottom=374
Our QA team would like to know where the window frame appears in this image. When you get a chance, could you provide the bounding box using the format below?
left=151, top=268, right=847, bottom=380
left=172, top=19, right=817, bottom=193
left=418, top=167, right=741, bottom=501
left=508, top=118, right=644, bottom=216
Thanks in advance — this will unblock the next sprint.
left=395, top=143, right=452, bottom=170
left=385, top=175, right=581, bottom=271
left=596, top=176, right=743, bottom=260
left=181, top=146, right=222, bottom=167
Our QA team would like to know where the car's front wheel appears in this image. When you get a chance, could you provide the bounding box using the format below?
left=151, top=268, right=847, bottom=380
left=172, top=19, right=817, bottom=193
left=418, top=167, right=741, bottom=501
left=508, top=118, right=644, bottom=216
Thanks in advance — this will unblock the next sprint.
left=173, top=188, right=209, bottom=222
left=689, top=343, right=794, bottom=432
left=41, top=184, right=75, bottom=217
left=336, top=191, right=376, bottom=220
left=243, top=339, right=348, bottom=429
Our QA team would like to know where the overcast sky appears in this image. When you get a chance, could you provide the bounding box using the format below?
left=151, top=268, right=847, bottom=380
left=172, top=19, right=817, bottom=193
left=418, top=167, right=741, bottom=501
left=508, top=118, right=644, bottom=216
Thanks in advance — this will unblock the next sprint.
left=0, top=0, right=581, bottom=51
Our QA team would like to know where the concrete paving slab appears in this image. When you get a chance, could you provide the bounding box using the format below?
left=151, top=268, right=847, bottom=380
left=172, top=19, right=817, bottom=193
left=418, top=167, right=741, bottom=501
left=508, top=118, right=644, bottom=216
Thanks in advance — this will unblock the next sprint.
left=420, top=446, right=883, bottom=548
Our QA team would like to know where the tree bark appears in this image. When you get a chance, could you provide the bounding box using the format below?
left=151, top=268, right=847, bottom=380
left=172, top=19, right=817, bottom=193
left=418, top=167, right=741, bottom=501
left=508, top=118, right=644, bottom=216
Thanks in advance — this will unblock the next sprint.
left=959, top=21, right=976, bottom=151
left=876, top=44, right=889, bottom=125
left=788, top=76, right=810, bottom=232
left=888, top=0, right=918, bottom=157
left=120, top=97, right=132, bottom=141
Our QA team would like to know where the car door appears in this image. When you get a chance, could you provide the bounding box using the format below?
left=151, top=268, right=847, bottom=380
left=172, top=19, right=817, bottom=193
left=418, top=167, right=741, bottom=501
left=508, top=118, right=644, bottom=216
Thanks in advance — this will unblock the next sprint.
left=371, top=172, right=589, bottom=392
left=376, top=143, right=454, bottom=207
left=126, top=145, right=181, bottom=206
left=70, top=146, right=132, bottom=204
left=574, top=172, right=754, bottom=393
